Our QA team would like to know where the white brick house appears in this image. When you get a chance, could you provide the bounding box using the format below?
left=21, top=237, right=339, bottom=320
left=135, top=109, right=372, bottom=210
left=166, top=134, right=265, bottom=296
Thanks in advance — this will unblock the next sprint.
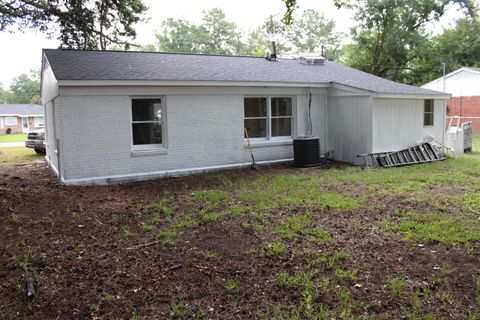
left=41, top=49, right=448, bottom=185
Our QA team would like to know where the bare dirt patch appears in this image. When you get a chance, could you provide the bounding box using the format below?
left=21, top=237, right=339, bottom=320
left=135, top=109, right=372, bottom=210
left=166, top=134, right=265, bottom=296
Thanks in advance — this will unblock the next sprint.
left=0, top=161, right=479, bottom=319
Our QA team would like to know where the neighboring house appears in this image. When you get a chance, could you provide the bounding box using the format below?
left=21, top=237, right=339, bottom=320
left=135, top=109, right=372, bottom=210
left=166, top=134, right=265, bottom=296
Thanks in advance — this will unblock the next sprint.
left=422, top=67, right=480, bottom=131
left=41, top=49, right=447, bottom=185
left=0, top=104, right=44, bottom=134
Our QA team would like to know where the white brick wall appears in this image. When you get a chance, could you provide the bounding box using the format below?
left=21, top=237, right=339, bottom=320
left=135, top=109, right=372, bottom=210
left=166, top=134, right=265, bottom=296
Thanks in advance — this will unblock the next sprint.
left=53, top=87, right=325, bottom=184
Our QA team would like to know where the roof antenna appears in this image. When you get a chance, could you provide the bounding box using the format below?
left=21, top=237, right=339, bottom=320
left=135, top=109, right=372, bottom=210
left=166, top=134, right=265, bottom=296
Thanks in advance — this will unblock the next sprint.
left=265, top=15, right=277, bottom=61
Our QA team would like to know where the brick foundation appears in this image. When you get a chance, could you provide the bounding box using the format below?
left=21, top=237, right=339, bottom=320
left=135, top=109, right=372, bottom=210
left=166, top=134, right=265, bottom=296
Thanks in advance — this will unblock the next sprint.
left=446, top=96, right=480, bottom=132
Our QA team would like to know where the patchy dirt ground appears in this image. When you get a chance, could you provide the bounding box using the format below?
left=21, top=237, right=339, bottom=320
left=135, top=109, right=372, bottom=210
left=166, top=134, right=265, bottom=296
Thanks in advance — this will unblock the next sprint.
left=0, top=160, right=479, bottom=319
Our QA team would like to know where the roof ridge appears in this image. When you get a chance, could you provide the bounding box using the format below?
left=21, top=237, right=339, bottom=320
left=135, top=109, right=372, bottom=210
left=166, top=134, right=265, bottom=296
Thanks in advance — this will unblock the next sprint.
left=42, top=48, right=280, bottom=60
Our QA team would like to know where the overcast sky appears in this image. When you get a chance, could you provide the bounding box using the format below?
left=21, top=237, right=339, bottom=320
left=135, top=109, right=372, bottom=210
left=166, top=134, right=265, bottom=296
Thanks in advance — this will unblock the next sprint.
left=0, top=0, right=470, bottom=87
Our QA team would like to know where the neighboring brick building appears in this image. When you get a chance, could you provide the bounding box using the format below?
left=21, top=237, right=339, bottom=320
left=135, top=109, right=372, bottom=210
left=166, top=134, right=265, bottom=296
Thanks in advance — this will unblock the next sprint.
left=0, top=104, right=44, bottom=134
left=422, top=67, right=480, bottom=132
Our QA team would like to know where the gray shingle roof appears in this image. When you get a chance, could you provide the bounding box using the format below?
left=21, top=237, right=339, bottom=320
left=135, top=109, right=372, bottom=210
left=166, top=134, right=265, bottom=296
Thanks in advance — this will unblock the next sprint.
left=0, top=104, right=43, bottom=116
left=43, top=49, right=444, bottom=96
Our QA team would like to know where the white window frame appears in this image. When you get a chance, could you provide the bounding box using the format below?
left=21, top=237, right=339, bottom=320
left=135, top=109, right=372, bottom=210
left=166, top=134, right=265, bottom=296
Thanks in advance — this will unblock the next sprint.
left=244, top=95, right=295, bottom=142
left=34, top=116, right=44, bottom=128
left=5, top=116, right=16, bottom=126
left=130, top=96, right=167, bottom=151
left=0, top=118, right=4, bottom=129
left=424, top=99, right=434, bottom=127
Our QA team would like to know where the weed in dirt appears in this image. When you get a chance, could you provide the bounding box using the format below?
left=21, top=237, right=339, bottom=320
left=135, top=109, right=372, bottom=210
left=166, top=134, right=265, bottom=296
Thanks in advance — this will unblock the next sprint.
left=241, top=221, right=265, bottom=233
left=130, top=312, right=141, bottom=320
left=122, top=228, right=136, bottom=238
left=474, top=274, right=480, bottom=306
left=9, top=213, right=20, bottom=224
left=11, top=278, right=23, bottom=294
left=263, top=241, right=285, bottom=257
left=386, top=211, right=480, bottom=244
left=140, top=223, right=154, bottom=232
left=201, top=212, right=223, bottom=222
left=334, top=286, right=351, bottom=305
left=224, top=205, right=249, bottom=216
left=171, top=218, right=197, bottom=229
left=387, top=277, right=408, bottom=299
left=148, top=199, right=172, bottom=215
left=190, top=189, right=228, bottom=213
left=314, top=192, right=361, bottom=211
left=335, top=250, right=350, bottom=262
left=151, top=214, right=162, bottom=225
left=334, top=268, right=356, bottom=282
left=307, top=227, right=334, bottom=245
left=169, top=300, right=187, bottom=319
left=20, top=247, right=32, bottom=273
left=223, top=276, right=241, bottom=296
left=202, top=250, right=218, bottom=261
left=315, top=276, right=332, bottom=295
left=157, top=229, right=178, bottom=240
left=459, top=193, right=480, bottom=213
left=276, top=271, right=312, bottom=290
left=101, top=293, right=116, bottom=303
left=273, top=214, right=311, bottom=239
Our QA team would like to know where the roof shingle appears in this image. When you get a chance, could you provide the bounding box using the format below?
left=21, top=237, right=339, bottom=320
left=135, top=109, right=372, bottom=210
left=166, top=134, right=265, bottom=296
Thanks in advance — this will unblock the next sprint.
left=0, top=104, right=43, bottom=116
left=43, top=49, right=444, bottom=96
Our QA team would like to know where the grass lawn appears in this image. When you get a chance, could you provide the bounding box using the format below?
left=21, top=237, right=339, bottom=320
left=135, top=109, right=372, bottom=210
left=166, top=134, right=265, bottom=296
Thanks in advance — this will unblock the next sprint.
left=0, top=146, right=43, bottom=165
left=0, top=133, right=27, bottom=143
left=0, top=138, right=479, bottom=319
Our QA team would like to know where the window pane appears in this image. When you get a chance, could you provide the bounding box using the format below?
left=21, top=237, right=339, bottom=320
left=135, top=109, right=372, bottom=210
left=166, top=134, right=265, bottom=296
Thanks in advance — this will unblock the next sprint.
left=245, top=119, right=267, bottom=138
left=424, top=99, right=434, bottom=113
left=132, top=123, right=162, bottom=145
left=244, top=98, right=267, bottom=118
left=271, top=98, right=292, bottom=116
left=132, top=99, right=162, bottom=121
left=272, top=118, right=292, bottom=137
left=5, top=117, right=16, bottom=126
left=424, top=100, right=434, bottom=126
left=424, top=113, right=434, bottom=126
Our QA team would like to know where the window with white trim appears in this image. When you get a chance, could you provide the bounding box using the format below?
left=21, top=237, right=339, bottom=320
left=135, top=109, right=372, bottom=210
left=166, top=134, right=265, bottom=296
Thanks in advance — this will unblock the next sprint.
left=424, top=99, right=434, bottom=126
left=0, top=118, right=4, bottom=129
left=131, top=98, right=164, bottom=149
left=5, top=117, right=16, bottom=126
left=244, top=97, right=293, bottom=139
left=34, top=116, right=44, bottom=128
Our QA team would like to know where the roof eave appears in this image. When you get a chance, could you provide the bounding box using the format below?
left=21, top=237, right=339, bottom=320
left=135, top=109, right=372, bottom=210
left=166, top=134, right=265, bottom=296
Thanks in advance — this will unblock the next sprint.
left=56, top=79, right=332, bottom=88
left=372, top=92, right=451, bottom=99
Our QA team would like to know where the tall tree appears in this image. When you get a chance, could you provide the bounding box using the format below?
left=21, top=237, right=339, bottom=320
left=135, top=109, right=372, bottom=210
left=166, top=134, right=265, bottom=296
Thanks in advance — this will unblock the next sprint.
left=156, top=18, right=207, bottom=53
left=433, top=17, right=480, bottom=72
left=0, top=0, right=147, bottom=49
left=340, top=0, right=477, bottom=84
left=2, top=70, right=40, bottom=104
left=285, top=9, right=342, bottom=59
left=155, top=8, right=243, bottom=55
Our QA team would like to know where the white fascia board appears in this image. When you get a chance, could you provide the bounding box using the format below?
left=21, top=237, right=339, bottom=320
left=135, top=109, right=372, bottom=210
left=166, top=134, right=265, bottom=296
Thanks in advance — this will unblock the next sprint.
left=372, top=93, right=451, bottom=99
left=57, top=79, right=331, bottom=88
left=0, top=114, right=43, bottom=117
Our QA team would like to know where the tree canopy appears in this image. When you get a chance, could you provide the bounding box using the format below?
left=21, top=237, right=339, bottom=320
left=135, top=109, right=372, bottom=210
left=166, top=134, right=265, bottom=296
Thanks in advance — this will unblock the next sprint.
left=336, top=0, right=478, bottom=85
left=156, top=9, right=243, bottom=55
left=153, top=8, right=340, bottom=58
left=0, top=0, right=147, bottom=49
left=0, top=70, right=40, bottom=104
